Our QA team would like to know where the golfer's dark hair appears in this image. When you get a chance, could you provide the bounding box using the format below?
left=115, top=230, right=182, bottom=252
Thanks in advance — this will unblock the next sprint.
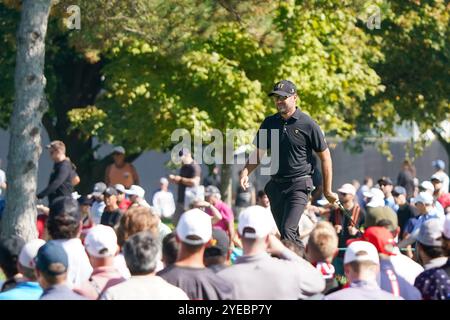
left=257, top=190, right=267, bottom=198
left=418, top=242, right=445, bottom=259
left=162, top=232, right=179, bottom=266
left=47, top=197, right=81, bottom=239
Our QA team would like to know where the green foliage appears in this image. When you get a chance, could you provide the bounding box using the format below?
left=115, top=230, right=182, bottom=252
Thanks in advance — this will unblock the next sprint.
left=0, top=3, right=19, bottom=129
left=2, top=0, right=447, bottom=164
left=355, top=0, right=449, bottom=157
left=69, top=1, right=385, bottom=154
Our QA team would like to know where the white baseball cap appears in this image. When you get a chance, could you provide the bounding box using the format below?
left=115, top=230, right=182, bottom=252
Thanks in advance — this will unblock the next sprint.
left=84, top=225, right=118, bottom=258
left=176, top=209, right=212, bottom=245
left=238, top=205, right=273, bottom=239
left=19, top=239, right=46, bottom=269
left=126, top=185, right=145, bottom=198
left=337, top=183, right=356, bottom=196
left=413, top=192, right=434, bottom=205
left=114, top=184, right=126, bottom=194
left=417, top=218, right=444, bottom=247
left=419, top=181, right=434, bottom=193
left=430, top=174, right=443, bottom=183
left=344, top=241, right=379, bottom=265
left=160, top=177, right=169, bottom=185
left=366, top=188, right=385, bottom=208
left=113, top=146, right=125, bottom=154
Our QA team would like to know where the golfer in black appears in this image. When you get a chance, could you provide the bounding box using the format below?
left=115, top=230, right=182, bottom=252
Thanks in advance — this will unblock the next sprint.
left=240, top=80, right=338, bottom=248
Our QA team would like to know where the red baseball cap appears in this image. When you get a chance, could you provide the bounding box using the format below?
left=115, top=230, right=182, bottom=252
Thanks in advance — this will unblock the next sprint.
left=347, top=226, right=396, bottom=256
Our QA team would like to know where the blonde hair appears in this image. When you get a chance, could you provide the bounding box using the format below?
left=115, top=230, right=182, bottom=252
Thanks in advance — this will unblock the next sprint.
left=117, top=206, right=160, bottom=247
left=307, top=221, right=338, bottom=262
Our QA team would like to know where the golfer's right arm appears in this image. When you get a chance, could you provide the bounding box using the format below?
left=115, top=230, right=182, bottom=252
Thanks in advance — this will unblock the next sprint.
left=240, top=148, right=266, bottom=189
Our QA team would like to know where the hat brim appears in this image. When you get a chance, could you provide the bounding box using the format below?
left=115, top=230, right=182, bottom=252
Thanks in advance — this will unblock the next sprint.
left=104, top=192, right=117, bottom=197
left=337, top=188, right=355, bottom=195
left=92, top=192, right=103, bottom=197
left=268, top=90, right=292, bottom=97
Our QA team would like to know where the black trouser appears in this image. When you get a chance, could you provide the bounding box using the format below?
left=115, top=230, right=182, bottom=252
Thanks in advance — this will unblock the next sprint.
left=264, top=177, right=313, bottom=249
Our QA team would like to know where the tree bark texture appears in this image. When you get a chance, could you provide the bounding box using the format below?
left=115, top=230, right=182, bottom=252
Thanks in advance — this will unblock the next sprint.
left=1, top=0, right=52, bottom=241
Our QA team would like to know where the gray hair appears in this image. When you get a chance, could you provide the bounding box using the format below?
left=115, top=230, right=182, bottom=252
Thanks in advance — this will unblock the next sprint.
left=123, top=231, right=160, bottom=275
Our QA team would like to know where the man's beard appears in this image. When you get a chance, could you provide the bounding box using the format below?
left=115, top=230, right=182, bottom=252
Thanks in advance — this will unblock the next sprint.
left=277, top=104, right=289, bottom=114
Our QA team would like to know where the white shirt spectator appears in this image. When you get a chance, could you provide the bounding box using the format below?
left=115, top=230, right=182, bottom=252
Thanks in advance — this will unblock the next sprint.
left=52, top=238, right=93, bottom=288
left=389, top=247, right=424, bottom=285
left=298, top=210, right=318, bottom=247
left=152, top=190, right=175, bottom=219
left=90, top=200, right=106, bottom=225
left=100, top=275, right=188, bottom=300
left=0, top=169, right=6, bottom=199
left=114, top=253, right=131, bottom=280
left=433, top=171, right=449, bottom=193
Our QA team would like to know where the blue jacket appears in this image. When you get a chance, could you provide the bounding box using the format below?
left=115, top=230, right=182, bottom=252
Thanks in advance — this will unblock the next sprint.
left=0, top=281, right=43, bottom=300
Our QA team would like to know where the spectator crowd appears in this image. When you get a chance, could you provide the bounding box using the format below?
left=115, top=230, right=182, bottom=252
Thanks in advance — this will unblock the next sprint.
left=0, top=142, right=448, bottom=300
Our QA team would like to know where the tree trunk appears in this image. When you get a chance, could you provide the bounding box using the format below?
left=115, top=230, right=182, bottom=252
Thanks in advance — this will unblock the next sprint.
left=221, top=164, right=233, bottom=207
left=1, top=0, right=52, bottom=241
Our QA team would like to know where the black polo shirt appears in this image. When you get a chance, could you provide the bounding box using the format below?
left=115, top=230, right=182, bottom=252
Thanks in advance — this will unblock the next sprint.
left=254, top=108, right=327, bottom=178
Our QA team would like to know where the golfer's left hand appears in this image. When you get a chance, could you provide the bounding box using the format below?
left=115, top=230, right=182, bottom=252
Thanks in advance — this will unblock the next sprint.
left=324, top=191, right=338, bottom=204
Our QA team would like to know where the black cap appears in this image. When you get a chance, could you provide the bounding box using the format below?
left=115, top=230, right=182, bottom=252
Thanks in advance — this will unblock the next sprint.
left=49, top=196, right=81, bottom=222
left=0, top=235, right=26, bottom=267
left=77, top=196, right=93, bottom=206
left=392, top=186, right=406, bottom=197
left=378, top=177, right=393, bottom=186
left=104, top=187, right=118, bottom=197
left=35, top=241, right=68, bottom=275
left=268, top=80, right=297, bottom=97
left=204, top=229, right=229, bottom=258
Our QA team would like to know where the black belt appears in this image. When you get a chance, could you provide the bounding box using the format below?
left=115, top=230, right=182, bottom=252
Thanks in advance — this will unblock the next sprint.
left=270, top=175, right=311, bottom=183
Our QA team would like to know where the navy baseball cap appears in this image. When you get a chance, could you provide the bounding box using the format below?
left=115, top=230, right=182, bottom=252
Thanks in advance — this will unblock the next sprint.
left=77, top=196, right=93, bottom=206
left=268, top=80, right=297, bottom=97
left=35, top=241, right=68, bottom=275
left=104, top=187, right=118, bottom=197
left=378, top=177, right=393, bottom=186
left=392, top=186, right=406, bottom=197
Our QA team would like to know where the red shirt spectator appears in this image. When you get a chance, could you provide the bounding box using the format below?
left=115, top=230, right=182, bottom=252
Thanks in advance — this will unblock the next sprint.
left=37, top=214, right=48, bottom=240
